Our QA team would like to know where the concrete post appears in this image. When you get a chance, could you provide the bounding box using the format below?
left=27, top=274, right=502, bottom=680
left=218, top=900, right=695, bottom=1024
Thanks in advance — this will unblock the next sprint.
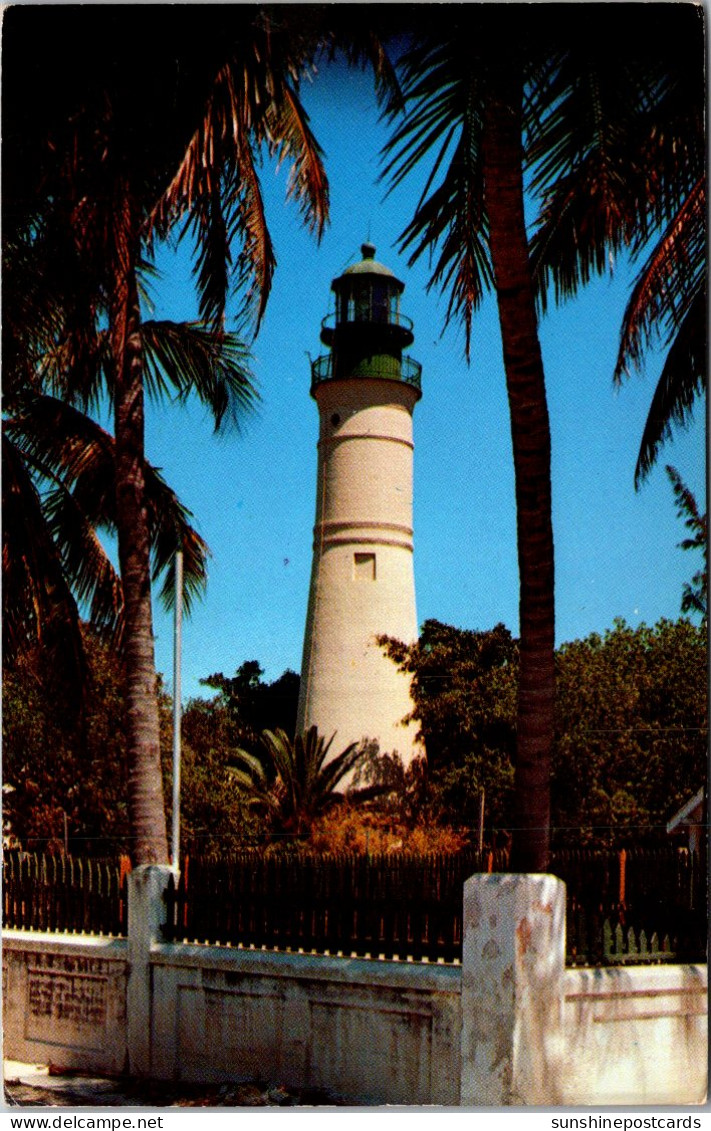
left=126, top=864, right=173, bottom=1077
left=460, top=873, right=566, bottom=1106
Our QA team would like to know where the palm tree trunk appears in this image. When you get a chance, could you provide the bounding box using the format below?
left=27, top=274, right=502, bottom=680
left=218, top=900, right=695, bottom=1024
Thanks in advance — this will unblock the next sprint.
left=483, top=60, right=555, bottom=872
left=111, top=186, right=169, bottom=865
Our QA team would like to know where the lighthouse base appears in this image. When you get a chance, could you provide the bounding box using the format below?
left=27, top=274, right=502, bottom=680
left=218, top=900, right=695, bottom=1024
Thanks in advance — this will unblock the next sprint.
left=296, top=540, right=423, bottom=781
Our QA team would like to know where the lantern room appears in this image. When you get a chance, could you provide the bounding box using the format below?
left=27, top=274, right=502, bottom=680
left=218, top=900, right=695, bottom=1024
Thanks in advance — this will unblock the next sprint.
left=311, top=243, right=421, bottom=393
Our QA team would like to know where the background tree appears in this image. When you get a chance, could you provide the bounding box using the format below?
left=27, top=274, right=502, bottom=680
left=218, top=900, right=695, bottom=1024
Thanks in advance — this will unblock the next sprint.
left=380, top=621, right=517, bottom=835
left=3, top=636, right=269, bottom=856
left=164, top=695, right=263, bottom=855
left=197, top=662, right=300, bottom=755
left=383, top=616, right=706, bottom=849
left=176, top=664, right=301, bottom=852
left=553, top=618, right=707, bottom=847
left=666, top=465, right=707, bottom=623
left=3, top=631, right=132, bottom=855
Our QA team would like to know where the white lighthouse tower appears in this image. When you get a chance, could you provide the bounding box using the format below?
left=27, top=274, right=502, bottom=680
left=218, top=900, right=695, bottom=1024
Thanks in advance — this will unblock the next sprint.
left=296, top=243, right=423, bottom=768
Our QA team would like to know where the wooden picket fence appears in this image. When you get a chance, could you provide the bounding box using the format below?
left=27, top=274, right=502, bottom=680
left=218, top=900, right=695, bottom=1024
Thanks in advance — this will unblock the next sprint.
left=163, top=849, right=509, bottom=963
left=162, top=846, right=706, bottom=965
left=3, top=846, right=706, bottom=965
left=554, top=847, right=706, bottom=966
left=2, top=851, right=130, bottom=937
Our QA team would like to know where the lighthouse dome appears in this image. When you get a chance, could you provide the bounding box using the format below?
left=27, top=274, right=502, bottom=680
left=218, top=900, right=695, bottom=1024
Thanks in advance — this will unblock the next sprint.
left=341, top=242, right=397, bottom=279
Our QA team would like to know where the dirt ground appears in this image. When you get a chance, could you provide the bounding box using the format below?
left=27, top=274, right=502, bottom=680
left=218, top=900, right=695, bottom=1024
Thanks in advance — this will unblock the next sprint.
left=3, top=1062, right=351, bottom=1108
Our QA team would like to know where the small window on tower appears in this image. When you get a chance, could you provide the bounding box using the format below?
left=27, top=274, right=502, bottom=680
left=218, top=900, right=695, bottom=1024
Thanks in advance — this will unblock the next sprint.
left=354, top=552, right=376, bottom=581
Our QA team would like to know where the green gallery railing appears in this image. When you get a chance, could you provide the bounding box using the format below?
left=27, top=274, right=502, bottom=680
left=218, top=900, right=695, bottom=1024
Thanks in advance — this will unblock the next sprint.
left=310, top=353, right=422, bottom=391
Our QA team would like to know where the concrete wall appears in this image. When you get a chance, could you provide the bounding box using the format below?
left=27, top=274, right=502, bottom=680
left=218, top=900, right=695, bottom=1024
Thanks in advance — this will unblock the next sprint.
left=2, top=867, right=707, bottom=1105
left=1, top=930, right=460, bottom=1105
left=150, top=944, right=461, bottom=1104
left=2, top=932, right=128, bottom=1076
left=459, top=874, right=707, bottom=1107
left=561, top=964, right=708, bottom=1105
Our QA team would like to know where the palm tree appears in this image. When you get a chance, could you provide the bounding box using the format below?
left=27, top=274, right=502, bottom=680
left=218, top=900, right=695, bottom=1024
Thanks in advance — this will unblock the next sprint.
left=615, top=189, right=705, bottom=487
left=527, top=6, right=705, bottom=486
left=5, top=5, right=400, bottom=864
left=4, top=206, right=257, bottom=864
left=383, top=12, right=555, bottom=869
left=382, top=6, right=703, bottom=869
left=231, top=726, right=364, bottom=840
left=3, top=8, right=337, bottom=863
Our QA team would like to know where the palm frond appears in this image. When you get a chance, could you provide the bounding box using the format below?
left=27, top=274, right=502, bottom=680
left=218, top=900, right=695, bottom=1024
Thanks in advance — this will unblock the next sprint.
left=382, top=37, right=492, bottom=358
left=631, top=293, right=706, bottom=488
left=147, top=60, right=268, bottom=329
left=260, top=729, right=297, bottom=790
left=528, top=25, right=704, bottom=316
left=666, top=465, right=707, bottom=541
left=42, top=481, right=123, bottom=642
left=144, top=467, right=210, bottom=619
left=4, top=217, right=109, bottom=415
left=2, top=431, right=85, bottom=679
left=614, top=181, right=706, bottom=383
left=230, top=747, right=272, bottom=791
left=266, top=81, right=329, bottom=240
left=7, top=395, right=211, bottom=625
left=666, top=465, right=707, bottom=619
left=318, top=740, right=363, bottom=796
left=148, top=24, right=331, bottom=334
left=322, top=17, right=403, bottom=114
left=141, top=320, right=258, bottom=432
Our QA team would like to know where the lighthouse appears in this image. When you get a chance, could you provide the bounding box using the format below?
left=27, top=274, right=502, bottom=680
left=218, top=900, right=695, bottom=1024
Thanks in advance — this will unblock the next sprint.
left=296, top=243, right=423, bottom=769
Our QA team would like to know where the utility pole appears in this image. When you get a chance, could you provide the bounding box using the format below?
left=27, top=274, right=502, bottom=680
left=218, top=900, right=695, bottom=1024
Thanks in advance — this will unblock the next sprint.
left=171, top=548, right=183, bottom=871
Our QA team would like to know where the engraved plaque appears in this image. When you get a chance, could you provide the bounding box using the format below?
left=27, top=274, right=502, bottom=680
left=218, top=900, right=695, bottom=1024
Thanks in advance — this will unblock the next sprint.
left=26, top=967, right=108, bottom=1049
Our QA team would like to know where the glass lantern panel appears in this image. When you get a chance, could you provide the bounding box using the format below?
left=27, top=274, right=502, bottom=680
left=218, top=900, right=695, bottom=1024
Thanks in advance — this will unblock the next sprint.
left=371, top=281, right=389, bottom=323
left=354, top=282, right=370, bottom=322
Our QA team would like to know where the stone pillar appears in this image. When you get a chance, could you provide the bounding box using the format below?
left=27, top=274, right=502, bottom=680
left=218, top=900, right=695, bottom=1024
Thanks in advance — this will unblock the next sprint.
left=126, top=864, right=173, bottom=1077
left=460, top=873, right=566, bottom=1106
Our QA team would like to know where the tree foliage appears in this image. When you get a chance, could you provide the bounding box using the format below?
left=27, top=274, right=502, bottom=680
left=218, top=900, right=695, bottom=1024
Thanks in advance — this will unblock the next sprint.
left=382, top=617, right=706, bottom=848
left=666, top=465, right=707, bottom=623
left=380, top=621, right=517, bottom=833
left=3, top=631, right=130, bottom=855
left=553, top=618, right=707, bottom=846
left=526, top=5, right=705, bottom=484
left=230, top=726, right=365, bottom=840
left=164, top=696, right=262, bottom=855
left=2, top=639, right=273, bottom=855
left=197, top=661, right=300, bottom=754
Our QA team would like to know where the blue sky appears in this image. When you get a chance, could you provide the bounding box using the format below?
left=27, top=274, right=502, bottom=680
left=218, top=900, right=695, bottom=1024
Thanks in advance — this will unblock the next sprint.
left=143, top=61, right=705, bottom=702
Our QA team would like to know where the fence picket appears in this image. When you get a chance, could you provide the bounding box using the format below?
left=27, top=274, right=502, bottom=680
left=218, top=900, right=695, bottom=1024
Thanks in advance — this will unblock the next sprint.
left=3, top=846, right=706, bottom=964
left=2, top=851, right=127, bottom=937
